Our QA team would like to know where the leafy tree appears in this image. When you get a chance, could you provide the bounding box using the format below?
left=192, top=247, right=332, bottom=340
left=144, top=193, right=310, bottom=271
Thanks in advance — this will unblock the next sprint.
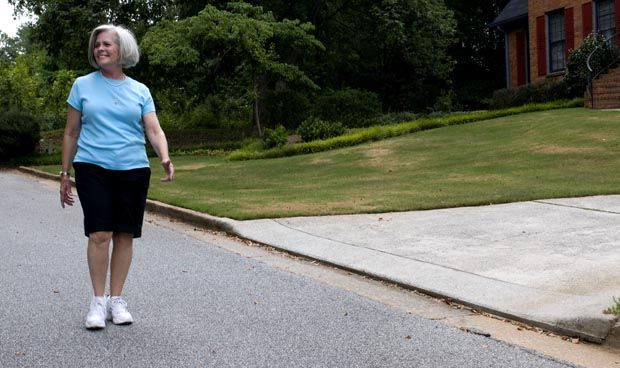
left=0, top=31, right=22, bottom=63
left=246, top=0, right=457, bottom=111
left=8, top=0, right=177, bottom=72
left=141, top=2, right=324, bottom=136
left=0, top=49, right=47, bottom=112
left=444, top=0, right=511, bottom=109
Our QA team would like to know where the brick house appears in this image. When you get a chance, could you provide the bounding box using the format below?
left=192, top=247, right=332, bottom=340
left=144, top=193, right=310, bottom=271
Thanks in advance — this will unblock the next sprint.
left=491, top=0, right=618, bottom=88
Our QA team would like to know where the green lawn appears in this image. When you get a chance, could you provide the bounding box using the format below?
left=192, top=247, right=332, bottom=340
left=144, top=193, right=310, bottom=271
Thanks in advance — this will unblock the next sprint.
left=38, top=108, right=620, bottom=220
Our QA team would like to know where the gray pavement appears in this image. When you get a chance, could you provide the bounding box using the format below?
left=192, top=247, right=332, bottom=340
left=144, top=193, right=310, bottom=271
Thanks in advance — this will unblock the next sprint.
left=1, top=170, right=582, bottom=367
left=16, top=167, right=620, bottom=344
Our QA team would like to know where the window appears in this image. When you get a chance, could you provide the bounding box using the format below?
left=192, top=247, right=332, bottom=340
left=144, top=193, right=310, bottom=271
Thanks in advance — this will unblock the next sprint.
left=596, top=0, right=615, bottom=42
left=548, top=11, right=565, bottom=72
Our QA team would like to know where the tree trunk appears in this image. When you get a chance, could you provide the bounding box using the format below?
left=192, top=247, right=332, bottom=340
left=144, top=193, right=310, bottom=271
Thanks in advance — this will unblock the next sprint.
left=252, top=65, right=263, bottom=137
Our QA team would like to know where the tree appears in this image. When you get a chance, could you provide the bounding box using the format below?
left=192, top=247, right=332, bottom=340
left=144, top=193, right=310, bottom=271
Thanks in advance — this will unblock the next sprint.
left=0, top=31, right=22, bottom=63
left=141, top=2, right=324, bottom=135
left=444, top=0, right=511, bottom=109
left=8, top=0, right=177, bottom=72
left=239, top=0, right=457, bottom=111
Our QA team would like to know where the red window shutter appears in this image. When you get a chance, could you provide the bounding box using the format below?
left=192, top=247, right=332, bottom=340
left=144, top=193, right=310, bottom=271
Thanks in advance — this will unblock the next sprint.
left=565, top=7, right=575, bottom=59
left=536, top=15, right=547, bottom=76
left=582, top=2, right=593, bottom=36
left=516, top=31, right=526, bottom=85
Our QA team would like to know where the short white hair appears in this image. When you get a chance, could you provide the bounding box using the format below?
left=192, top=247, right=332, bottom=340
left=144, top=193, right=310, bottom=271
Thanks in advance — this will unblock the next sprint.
left=88, top=24, right=140, bottom=69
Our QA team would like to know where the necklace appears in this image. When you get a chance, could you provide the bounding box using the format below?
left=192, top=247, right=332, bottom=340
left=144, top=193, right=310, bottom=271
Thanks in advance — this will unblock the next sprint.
left=99, top=70, right=127, bottom=87
left=99, top=71, right=126, bottom=105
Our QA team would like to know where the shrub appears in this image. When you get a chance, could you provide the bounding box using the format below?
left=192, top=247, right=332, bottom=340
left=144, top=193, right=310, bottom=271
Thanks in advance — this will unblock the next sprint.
left=565, top=33, right=619, bottom=96
left=297, top=118, right=345, bottom=142
left=263, top=125, right=288, bottom=148
left=0, top=110, right=41, bottom=162
left=376, top=111, right=417, bottom=125
left=263, top=89, right=311, bottom=130
left=10, top=152, right=62, bottom=166
left=490, top=79, right=571, bottom=109
left=313, top=88, right=382, bottom=128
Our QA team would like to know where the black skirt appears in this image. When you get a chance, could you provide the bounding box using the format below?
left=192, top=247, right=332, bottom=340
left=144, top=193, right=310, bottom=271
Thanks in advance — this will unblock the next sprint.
left=74, top=162, right=151, bottom=238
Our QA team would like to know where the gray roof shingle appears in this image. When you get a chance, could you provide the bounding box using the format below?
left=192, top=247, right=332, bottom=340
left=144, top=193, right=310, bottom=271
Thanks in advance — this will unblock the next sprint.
left=490, top=0, right=528, bottom=27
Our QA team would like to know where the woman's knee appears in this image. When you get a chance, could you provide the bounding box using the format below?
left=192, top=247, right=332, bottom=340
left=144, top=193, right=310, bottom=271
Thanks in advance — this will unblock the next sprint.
left=89, top=231, right=113, bottom=246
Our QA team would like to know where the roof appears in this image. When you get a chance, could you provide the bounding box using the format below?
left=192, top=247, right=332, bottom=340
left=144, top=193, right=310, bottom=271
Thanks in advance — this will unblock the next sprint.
left=489, top=0, right=528, bottom=28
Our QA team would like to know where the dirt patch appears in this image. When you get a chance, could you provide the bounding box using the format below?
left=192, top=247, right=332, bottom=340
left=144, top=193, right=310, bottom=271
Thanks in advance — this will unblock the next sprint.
left=310, top=157, right=333, bottom=165
left=176, top=163, right=210, bottom=171
left=588, top=132, right=613, bottom=141
left=533, top=145, right=607, bottom=154
left=240, top=198, right=378, bottom=215
left=365, top=148, right=392, bottom=159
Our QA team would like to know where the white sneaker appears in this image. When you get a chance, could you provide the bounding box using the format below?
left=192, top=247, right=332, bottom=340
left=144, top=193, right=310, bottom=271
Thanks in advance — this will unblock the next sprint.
left=107, top=297, right=133, bottom=325
left=85, top=296, right=108, bottom=330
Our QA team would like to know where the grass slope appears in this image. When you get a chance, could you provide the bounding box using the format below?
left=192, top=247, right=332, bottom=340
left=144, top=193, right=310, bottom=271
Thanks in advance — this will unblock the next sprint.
left=38, top=107, right=620, bottom=220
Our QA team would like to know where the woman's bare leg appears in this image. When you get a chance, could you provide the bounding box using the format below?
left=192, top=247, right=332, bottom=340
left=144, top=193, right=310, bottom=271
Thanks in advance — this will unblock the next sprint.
left=87, top=231, right=113, bottom=296
left=109, top=232, right=133, bottom=296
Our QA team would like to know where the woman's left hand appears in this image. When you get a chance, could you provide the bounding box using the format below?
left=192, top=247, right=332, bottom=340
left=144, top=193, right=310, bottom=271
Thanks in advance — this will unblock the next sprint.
left=161, top=160, right=174, bottom=182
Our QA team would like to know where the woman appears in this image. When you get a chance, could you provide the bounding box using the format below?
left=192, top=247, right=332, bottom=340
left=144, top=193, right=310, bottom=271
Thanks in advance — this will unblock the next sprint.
left=59, top=24, right=174, bottom=329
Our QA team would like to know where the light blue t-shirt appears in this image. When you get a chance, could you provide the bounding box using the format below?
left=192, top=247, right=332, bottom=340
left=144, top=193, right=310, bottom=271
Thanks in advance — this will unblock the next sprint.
left=67, top=71, right=156, bottom=170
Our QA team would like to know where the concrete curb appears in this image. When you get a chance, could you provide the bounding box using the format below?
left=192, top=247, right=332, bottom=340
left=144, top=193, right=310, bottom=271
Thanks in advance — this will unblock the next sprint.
left=18, top=166, right=619, bottom=346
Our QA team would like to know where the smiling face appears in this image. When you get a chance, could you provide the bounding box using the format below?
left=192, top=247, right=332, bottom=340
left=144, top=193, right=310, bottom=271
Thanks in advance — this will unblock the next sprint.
left=93, top=30, right=120, bottom=68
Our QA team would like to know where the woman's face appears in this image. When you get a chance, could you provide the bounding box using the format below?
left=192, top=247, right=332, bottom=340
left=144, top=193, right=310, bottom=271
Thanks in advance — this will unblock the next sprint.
left=94, top=31, right=120, bottom=68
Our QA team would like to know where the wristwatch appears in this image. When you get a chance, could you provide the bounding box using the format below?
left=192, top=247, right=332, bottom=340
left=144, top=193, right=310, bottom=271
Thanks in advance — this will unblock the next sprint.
left=59, top=171, right=71, bottom=177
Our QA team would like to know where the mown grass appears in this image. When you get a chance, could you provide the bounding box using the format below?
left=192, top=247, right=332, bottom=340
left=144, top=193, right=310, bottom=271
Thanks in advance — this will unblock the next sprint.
left=37, top=107, right=620, bottom=220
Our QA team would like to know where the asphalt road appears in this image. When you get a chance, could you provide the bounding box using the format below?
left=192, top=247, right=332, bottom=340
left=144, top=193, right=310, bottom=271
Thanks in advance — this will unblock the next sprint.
left=0, top=171, right=578, bottom=368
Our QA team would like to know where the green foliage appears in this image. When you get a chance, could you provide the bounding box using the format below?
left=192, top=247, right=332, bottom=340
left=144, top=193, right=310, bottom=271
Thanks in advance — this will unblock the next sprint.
left=0, top=110, right=41, bottom=162
left=228, top=99, right=583, bottom=160
left=0, top=31, right=23, bottom=63
left=309, top=0, right=456, bottom=111
left=565, top=33, right=619, bottom=96
left=314, top=89, right=382, bottom=128
left=376, top=111, right=418, bottom=125
left=0, top=49, right=47, bottom=112
left=490, top=80, right=571, bottom=109
left=10, top=152, right=62, bottom=166
left=43, top=69, right=77, bottom=129
left=263, top=89, right=311, bottom=129
left=141, top=2, right=324, bottom=133
left=263, top=124, right=288, bottom=148
left=604, top=297, right=620, bottom=315
left=445, top=0, right=509, bottom=110
left=297, top=117, right=345, bottom=142
left=9, top=0, right=177, bottom=71
left=157, top=94, right=252, bottom=130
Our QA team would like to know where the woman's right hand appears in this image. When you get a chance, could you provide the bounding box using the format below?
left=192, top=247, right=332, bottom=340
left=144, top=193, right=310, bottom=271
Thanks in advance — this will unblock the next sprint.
left=60, top=175, right=74, bottom=208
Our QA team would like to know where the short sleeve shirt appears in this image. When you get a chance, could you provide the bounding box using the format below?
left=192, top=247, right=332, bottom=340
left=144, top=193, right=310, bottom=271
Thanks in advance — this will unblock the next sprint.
left=67, top=71, right=156, bottom=170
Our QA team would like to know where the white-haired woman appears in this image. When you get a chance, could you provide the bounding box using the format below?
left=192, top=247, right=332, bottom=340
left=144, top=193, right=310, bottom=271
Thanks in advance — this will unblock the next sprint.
left=59, top=24, right=174, bottom=329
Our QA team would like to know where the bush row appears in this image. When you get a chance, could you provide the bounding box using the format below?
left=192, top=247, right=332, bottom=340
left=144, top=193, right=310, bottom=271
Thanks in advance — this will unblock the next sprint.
left=228, top=99, right=583, bottom=161
left=0, top=110, right=41, bottom=162
left=489, top=80, right=573, bottom=109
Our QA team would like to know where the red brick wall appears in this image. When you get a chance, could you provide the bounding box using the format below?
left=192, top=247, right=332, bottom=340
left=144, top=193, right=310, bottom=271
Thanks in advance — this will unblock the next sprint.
left=528, top=0, right=590, bottom=83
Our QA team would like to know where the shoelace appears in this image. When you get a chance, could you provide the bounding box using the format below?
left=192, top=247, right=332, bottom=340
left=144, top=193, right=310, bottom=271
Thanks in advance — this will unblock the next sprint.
left=109, top=298, right=127, bottom=312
